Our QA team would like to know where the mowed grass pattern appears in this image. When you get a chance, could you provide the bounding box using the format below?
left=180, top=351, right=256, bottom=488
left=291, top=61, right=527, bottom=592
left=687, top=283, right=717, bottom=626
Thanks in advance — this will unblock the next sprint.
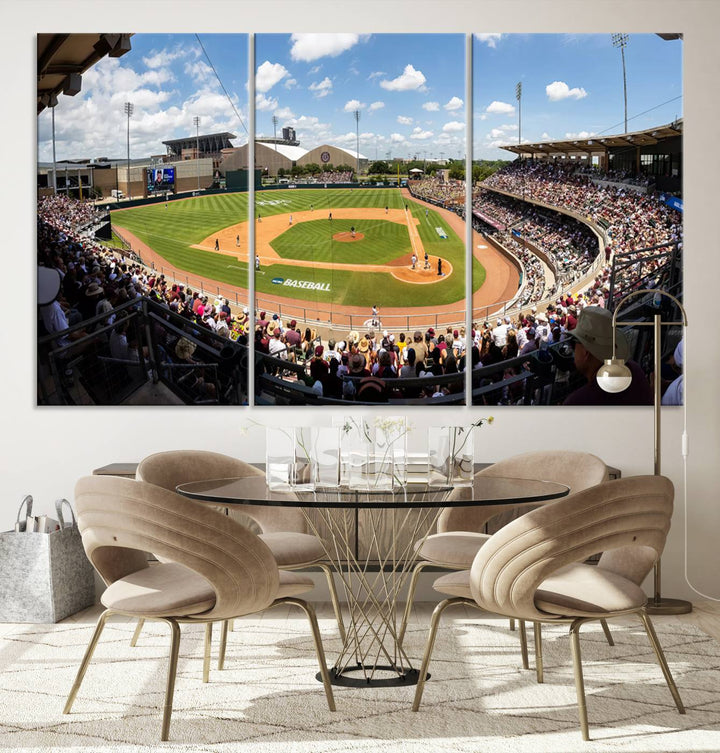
left=270, top=218, right=411, bottom=264
left=112, top=188, right=485, bottom=307
left=112, top=193, right=250, bottom=290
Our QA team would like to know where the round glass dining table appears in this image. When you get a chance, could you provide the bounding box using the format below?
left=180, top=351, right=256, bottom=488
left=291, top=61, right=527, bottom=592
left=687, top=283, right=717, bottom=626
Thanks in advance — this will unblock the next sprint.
left=177, top=475, right=569, bottom=688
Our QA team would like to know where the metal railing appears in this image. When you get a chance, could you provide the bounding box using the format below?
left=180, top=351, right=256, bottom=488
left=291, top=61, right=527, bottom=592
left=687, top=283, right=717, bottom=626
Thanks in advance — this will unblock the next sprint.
left=38, top=297, right=248, bottom=406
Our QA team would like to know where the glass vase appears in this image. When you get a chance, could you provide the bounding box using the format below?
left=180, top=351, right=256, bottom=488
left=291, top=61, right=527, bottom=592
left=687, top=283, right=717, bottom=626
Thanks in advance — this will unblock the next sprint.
left=428, top=426, right=474, bottom=487
left=313, top=426, right=340, bottom=488
left=265, top=426, right=295, bottom=490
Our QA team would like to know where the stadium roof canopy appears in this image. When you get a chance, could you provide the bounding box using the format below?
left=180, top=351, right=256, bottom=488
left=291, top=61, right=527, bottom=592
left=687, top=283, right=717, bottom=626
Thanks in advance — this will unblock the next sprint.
left=38, top=34, right=133, bottom=115
left=162, top=132, right=237, bottom=155
left=266, top=143, right=309, bottom=161
left=500, top=120, right=682, bottom=158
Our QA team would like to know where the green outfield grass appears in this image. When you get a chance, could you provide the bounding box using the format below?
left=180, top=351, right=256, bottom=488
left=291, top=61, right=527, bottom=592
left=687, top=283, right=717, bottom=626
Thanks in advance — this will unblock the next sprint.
left=111, top=188, right=485, bottom=308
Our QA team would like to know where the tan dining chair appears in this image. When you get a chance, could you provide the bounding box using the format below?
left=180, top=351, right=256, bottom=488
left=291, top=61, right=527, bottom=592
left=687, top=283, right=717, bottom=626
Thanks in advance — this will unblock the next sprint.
left=65, top=475, right=335, bottom=741
left=411, top=475, right=685, bottom=741
left=399, top=450, right=610, bottom=672
left=133, top=450, right=345, bottom=668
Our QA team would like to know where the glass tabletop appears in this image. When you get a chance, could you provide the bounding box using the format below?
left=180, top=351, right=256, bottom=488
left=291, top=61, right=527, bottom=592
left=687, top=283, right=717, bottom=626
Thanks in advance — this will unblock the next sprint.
left=176, top=475, right=570, bottom=509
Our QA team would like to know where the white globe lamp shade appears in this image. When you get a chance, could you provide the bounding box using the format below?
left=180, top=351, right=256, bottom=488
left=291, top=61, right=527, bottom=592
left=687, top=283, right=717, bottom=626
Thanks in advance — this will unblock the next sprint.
left=596, top=358, right=633, bottom=393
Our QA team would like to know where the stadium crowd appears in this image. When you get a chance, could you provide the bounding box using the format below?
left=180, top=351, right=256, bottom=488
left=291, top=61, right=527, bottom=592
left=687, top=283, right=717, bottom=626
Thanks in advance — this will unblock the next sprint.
left=38, top=195, right=252, bottom=404
left=481, top=160, right=682, bottom=257
left=316, top=170, right=354, bottom=184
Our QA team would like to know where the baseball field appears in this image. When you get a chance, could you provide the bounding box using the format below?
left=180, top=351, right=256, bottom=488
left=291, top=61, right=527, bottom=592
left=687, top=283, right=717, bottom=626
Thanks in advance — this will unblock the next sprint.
left=111, top=188, right=484, bottom=309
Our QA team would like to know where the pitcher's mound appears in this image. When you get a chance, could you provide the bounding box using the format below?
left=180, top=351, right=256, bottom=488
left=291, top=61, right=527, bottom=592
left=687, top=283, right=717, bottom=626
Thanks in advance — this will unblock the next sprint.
left=333, top=232, right=364, bottom=242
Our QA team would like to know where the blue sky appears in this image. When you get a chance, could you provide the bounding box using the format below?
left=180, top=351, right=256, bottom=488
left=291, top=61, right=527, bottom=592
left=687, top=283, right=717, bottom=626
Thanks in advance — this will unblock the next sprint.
left=37, top=34, right=249, bottom=163
left=254, top=34, right=465, bottom=161
left=474, top=33, right=683, bottom=159
left=37, top=32, right=682, bottom=165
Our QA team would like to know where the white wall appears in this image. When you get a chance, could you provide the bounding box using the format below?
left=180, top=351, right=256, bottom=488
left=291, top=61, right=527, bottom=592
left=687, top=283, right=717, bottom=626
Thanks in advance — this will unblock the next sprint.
left=4, top=0, right=719, bottom=604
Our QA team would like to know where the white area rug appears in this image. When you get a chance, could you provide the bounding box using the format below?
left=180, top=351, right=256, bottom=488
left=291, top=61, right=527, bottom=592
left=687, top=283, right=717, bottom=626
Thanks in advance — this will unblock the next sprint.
left=0, top=610, right=719, bottom=752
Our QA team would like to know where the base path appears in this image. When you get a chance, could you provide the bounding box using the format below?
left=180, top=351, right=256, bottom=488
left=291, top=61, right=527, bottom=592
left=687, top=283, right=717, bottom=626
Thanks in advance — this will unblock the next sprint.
left=112, top=192, right=519, bottom=331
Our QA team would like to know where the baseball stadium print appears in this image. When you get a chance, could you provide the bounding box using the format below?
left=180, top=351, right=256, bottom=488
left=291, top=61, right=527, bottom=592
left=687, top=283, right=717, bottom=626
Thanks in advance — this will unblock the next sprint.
left=36, top=32, right=683, bottom=408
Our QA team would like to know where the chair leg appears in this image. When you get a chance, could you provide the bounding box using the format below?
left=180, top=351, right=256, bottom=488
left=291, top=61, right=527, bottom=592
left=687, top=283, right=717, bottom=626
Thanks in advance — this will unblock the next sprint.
left=533, top=622, right=544, bottom=683
left=160, top=618, right=182, bottom=742
left=282, top=597, right=336, bottom=712
left=569, top=619, right=590, bottom=741
left=412, top=597, right=466, bottom=711
left=203, top=622, right=212, bottom=683
left=64, top=609, right=112, bottom=714
left=317, top=562, right=346, bottom=643
left=398, top=560, right=434, bottom=648
left=130, top=618, right=145, bottom=647
left=509, top=618, right=516, bottom=631
left=218, top=620, right=229, bottom=670
left=518, top=619, right=530, bottom=670
left=600, top=618, right=614, bottom=646
left=637, top=609, right=685, bottom=714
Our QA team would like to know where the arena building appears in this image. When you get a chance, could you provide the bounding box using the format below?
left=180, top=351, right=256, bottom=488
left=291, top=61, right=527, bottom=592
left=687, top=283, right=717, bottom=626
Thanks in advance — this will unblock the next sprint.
left=220, top=140, right=367, bottom=177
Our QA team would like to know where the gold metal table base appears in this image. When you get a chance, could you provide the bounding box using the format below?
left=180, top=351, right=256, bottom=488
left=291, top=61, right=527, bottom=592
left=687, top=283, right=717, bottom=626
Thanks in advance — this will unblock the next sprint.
left=301, top=490, right=447, bottom=688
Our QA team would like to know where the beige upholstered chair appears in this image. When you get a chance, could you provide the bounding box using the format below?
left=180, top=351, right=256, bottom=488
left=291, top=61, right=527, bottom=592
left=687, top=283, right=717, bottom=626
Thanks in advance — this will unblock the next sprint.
left=134, top=450, right=345, bottom=666
left=64, top=476, right=335, bottom=741
left=399, top=450, right=610, bottom=668
left=411, top=475, right=685, bottom=741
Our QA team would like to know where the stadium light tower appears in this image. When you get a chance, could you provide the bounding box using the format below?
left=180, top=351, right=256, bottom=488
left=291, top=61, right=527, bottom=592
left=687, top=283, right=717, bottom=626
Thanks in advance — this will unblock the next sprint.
left=354, top=109, right=361, bottom=177
left=515, top=81, right=522, bottom=147
left=272, top=115, right=278, bottom=151
left=124, top=101, right=134, bottom=198
left=612, top=33, right=629, bottom=133
left=193, top=115, right=200, bottom=190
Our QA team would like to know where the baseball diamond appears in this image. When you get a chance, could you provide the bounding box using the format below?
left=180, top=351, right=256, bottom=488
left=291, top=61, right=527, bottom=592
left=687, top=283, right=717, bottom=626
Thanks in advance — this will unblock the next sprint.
left=111, top=187, right=519, bottom=322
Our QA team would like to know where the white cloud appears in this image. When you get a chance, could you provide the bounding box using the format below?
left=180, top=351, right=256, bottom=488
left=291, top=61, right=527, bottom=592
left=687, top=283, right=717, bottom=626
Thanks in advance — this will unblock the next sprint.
left=397, top=115, right=413, bottom=125
left=546, top=80, right=588, bottom=101
left=274, top=106, right=295, bottom=120
left=486, top=101, right=515, bottom=116
left=143, top=49, right=186, bottom=69
left=488, top=124, right=518, bottom=137
left=410, top=127, right=434, bottom=140
left=290, top=33, right=362, bottom=62
left=541, top=132, right=551, bottom=139
left=442, top=121, right=464, bottom=133
left=183, top=60, right=213, bottom=84
left=141, top=68, right=174, bottom=87
left=486, top=138, right=511, bottom=149
left=309, top=65, right=321, bottom=75
left=334, top=131, right=358, bottom=145
left=360, top=131, right=375, bottom=139
left=255, top=92, right=278, bottom=111
left=474, top=33, right=503, bottom=48
left=422, top=101, right=440, bottom=112
left=390, top=132, right=405, bottom=143
left=444, top=96, right=463, bottom=111
left=309, top=77, right=333, bottom=98
left=256, top=61, right=289, bottom=93
left=369, top=101, right=385, bottom=111
left=368, top=71, right=385, bottom=80
left=344, top=99, right=365, bottom=112
left=380, top=64, right=427, bottom=92
left=565, top=131, right=596, bottom=139
left=284, top=78, right=297, bottom=90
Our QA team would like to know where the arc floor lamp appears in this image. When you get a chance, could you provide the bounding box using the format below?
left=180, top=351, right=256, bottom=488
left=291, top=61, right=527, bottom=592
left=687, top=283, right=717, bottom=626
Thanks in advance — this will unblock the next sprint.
left=596, top=288, right=691, bottom=615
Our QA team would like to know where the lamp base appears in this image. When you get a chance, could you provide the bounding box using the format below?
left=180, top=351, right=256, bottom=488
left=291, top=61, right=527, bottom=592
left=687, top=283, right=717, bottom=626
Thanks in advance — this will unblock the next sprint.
left=646, top=597, right=693, bottom=615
